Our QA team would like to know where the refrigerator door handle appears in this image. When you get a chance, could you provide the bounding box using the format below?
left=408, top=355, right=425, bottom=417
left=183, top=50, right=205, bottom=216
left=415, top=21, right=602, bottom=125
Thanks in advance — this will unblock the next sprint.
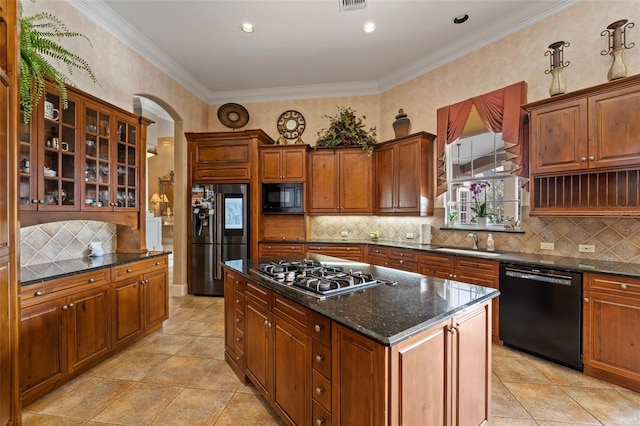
left=215, top=243, right=223, bottom=280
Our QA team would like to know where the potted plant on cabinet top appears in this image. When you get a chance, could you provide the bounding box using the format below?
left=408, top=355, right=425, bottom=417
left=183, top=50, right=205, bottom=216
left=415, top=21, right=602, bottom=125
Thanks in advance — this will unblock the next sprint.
left=20, top=5, right=98, bottom=124
left=315, top=106, right=378, bottom=153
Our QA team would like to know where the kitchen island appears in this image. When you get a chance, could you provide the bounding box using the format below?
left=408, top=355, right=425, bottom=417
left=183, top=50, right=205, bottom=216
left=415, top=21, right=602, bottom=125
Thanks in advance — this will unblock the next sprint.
left=223, top=254, right=499, bottom=426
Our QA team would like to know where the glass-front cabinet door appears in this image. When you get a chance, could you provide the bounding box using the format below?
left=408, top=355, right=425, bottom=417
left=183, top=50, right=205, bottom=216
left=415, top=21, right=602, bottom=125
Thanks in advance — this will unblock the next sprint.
left=115, top=116, right=138, bottom=210
left=19, top=109, right=36, bottom=210
left=83, top=103, right=112, bottom=210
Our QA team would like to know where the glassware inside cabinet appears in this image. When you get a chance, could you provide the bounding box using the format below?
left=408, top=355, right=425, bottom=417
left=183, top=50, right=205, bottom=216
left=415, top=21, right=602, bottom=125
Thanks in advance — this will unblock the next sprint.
left=19, top=109, right=33, bottom=206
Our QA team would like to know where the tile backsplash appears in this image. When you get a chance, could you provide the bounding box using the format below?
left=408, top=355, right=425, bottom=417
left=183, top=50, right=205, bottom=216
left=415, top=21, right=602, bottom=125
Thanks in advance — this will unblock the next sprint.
left=20, top=221, right=116, bottom=266
left=310, top=207, right=640, bottom=264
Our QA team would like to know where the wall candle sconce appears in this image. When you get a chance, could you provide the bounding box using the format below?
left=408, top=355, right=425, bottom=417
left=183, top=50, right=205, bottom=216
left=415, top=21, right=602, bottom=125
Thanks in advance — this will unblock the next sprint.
left=545, top=41, right=570, bottom=96
left=601, top=19, right=635, bottom=81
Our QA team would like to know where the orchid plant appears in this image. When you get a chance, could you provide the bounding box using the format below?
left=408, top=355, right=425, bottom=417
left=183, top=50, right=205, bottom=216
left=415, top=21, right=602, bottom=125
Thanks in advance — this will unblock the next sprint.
left=469, top=180, right=493, bottom=220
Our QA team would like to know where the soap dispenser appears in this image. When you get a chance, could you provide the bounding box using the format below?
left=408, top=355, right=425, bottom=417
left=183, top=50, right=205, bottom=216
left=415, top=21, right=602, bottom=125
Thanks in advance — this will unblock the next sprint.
left=486, top=234, right=495, bottom=251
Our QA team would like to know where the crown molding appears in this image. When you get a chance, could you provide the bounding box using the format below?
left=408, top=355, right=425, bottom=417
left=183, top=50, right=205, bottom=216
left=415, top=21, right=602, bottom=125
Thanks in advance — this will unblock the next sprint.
left=69, top=0, right=581, bottom=105
left=378, top=0, right=582, bottom=92
left=206, top=80, right=381, bottom=105
left=67, top=0, right=213, bottom=103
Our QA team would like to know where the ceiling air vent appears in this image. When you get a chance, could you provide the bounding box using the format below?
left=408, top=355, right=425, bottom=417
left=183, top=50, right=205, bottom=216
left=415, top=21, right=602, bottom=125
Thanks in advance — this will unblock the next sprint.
left=340, top=0, right=367, bottom=12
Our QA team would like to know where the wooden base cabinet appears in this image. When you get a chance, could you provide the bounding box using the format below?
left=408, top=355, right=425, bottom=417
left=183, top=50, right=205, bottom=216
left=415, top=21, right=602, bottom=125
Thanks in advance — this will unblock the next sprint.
left=20, top=278, right=111, bottom=405
left=334, top=301, right=491, bottom=426
left=583, top=272, right=640, bottom=392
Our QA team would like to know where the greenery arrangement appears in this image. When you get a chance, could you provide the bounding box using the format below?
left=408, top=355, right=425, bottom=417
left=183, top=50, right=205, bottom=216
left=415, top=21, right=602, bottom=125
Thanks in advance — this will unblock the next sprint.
left=315, top=107, right=378, bottom=153
left=20, top=4, right=98, bottom=124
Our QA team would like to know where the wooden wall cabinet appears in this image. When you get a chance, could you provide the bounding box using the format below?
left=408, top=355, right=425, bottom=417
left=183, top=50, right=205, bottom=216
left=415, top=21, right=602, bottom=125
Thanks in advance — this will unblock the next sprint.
left=526, top=75, right=640, bottom=216
left=583, top=272, right=640, bottom=393
left=307, top=148, right=373, bottom=214
left=420, top=253, right=500, bottom=344
left=259, top=145, right=307, bottom=182
left=374, top=132, right=435, bottom=216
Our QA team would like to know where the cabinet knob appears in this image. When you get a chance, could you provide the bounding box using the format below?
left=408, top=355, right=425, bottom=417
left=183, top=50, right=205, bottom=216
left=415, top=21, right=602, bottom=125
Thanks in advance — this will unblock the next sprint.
left=315, top=386, right=324, bottom=395
left=316, top=418, right=325, bottom=426
left=235, top=280, right=239, bottom=284
left=236, top=299, right=242, bottom=304
left=236, top=356, right=240, bottom=361
left=126, top=268, right=133, bottom=273
left=62, top=305, right=68, bottom=310
left=236, top=337, right=242, bottom=342
left=314, top=324, right=323, bottom=333
left=38, top=199, right=45, bottom=204
left=620, top=284, right=628, bottom=290
left=68, top=303, right=74, bottom=308
left=400, top=253, right=405, bottom=256
left=156, top=262, right=160, bottom=266
left=89, top=278, right=95, bottom=283
left=315, top=355, right=324, bottom=363
left=589, top=156, right=595, bottom=161
left=31, top=199, right=39, bottom=204
left=399, top=260, right=404, bottom=264
left=580, top=157, right=587, bottom=162
left=35, top=291, right=43, bottom=297
left=584, top=297, right=589, bottom=303
left=236, top=318, right=242, bottom=323
left=264, top=319, right=269, bottom=326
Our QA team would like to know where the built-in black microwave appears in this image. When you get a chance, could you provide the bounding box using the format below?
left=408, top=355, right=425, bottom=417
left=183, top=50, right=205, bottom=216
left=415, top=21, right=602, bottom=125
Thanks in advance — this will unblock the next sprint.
left=262, top=183, right=303, bottom=213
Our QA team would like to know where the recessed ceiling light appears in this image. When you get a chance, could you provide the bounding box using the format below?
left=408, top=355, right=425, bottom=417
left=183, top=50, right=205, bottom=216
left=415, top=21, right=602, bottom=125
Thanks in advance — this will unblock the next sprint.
left=453, top=14, right=469, bottom=24
left=362, top=22, right=376, bottom=33
left=240, top=22, right=255, bottom=33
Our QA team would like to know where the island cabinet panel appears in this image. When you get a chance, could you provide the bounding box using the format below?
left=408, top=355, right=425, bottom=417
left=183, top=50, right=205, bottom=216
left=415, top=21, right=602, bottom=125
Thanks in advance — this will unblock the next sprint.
left=224, top=270, right=247, bottom=381
left=583, top=272, right=640, bottom=392
left=308, top=148, right=372, bottom=214
left=332, top=324, right=388, bottom=426
left=306, top=243, right=364, bottom=262
left=244, top=282, right=273, bottom=401
left=374, top=132, right=435, bottom=216
left=260, top=145, right=307, bottom=182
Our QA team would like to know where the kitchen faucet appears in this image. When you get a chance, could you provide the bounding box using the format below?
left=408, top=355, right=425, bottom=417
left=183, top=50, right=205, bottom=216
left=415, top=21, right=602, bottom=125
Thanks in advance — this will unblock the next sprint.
left=468, top=232, right=479, bottom=250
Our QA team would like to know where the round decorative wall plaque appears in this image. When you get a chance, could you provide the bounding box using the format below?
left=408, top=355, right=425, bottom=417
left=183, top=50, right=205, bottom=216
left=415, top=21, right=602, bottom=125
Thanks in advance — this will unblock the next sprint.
left=276, top=110, right=306, bottom=144
left=217, top=103, right=249, bottom=129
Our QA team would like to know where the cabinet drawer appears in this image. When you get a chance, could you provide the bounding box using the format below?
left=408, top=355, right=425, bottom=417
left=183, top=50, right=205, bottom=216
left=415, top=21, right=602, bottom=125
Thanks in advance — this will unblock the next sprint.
left=368, top=254, right=388, bottom=267
left=455, top=256, right=499, bottom=275
left=420, top=266, right=453, bottom=280
left=245, top=281, right=270, bottom=309
left=420, top=252, right=455, bottom=268
left=387, top=258, right=417, bottom=273
left=368, top=246, right=389, bottom=256
left=235, top=310, right=244, bottom=328
left=21, top=269, right=110, bottom=305
left=234, top=329, right=245, bottom=352
left=388, top=248, right=417, bottom=262
left=258, top=243, right=305, bottom=256
left=313, top=400, right=332, bottom=425
left=273, top=293, right=309, bottom=330
left=310, top=312, right=331, bottom=347
left=111, top=256, right=168, bottom=281
left=313, top=369, right=332, bottom=411
left=306, top=245, right=363, bottom=261
left=586, top=273, right=640, bottom=297
left=312, top=340, right=332, bottom=379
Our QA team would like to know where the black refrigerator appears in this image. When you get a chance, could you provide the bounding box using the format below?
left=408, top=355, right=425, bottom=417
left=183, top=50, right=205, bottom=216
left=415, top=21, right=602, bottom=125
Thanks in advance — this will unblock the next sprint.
left=191, top=183, right=249, bottom=296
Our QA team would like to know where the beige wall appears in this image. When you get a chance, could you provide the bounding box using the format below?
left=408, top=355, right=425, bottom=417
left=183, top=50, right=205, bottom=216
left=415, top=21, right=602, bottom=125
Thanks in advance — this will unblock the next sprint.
left=19, top=1, right=640, bottom=276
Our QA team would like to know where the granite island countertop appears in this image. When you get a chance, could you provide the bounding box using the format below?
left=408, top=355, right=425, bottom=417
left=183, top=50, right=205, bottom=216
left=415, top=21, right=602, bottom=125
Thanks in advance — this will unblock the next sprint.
left=224, top=253, right=499, bottom=347
left=20, top=251, right=172, bottom=286
left=264, top=238, right=640, bottom=278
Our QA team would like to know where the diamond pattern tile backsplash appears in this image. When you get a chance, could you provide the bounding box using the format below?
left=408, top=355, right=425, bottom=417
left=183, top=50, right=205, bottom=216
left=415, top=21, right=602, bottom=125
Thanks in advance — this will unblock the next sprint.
left=20, top=221, right=116, bottom=266
left=310, top=207, right=640, bottom=264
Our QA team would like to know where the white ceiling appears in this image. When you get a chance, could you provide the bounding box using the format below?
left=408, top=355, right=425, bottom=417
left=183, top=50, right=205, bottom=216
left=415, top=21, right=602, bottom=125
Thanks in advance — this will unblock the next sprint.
left=70, top=0, right=580, bottom=105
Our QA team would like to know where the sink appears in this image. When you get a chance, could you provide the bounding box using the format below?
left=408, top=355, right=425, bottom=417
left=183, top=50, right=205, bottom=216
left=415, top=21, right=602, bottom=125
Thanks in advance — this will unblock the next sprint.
left=434, top=247, right=502, bottom=258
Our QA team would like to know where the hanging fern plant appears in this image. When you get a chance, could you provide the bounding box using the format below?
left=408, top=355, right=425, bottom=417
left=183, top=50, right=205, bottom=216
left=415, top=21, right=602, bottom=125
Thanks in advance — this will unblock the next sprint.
left=20, top=4, right=98, bottom=124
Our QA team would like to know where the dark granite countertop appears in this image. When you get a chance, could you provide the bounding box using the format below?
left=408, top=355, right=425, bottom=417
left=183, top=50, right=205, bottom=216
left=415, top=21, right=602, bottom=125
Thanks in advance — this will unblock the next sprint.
left=20, top=251, right=172, bottom=286
left=264, top=238, right=640, bottom=278
left=224, top=254, right=499, bottom=347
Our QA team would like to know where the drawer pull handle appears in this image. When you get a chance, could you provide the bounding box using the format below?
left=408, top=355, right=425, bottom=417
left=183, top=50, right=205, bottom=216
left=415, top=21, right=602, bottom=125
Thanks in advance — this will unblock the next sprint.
left=314, top=324, right=323, bottom=333
left=89, top=278, right=95, bottom=283
left=35, top=291, right=43, bottom=297
left=620, top=284, right=628, bottom=290
left=156, top=262, right=160, bottom=266
left=126, top=268, right=133, bottom=273
left=315, top=386, right=324, bottom=395
left=315, top=355, right=324, bottom=363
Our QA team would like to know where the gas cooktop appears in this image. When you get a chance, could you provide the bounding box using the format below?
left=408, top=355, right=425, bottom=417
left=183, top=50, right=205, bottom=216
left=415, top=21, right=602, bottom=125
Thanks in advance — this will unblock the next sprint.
left=253, top=259, right=396, bottom=299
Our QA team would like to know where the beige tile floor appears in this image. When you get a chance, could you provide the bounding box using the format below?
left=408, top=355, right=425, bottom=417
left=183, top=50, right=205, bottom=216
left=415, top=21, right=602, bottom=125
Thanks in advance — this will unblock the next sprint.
left=22, top=293, right=640, bottom=425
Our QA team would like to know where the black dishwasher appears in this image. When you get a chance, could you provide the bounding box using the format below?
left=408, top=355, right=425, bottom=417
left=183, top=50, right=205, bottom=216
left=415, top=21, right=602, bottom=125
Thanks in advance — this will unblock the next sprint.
left=499, top=263, right=583, bottom=371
